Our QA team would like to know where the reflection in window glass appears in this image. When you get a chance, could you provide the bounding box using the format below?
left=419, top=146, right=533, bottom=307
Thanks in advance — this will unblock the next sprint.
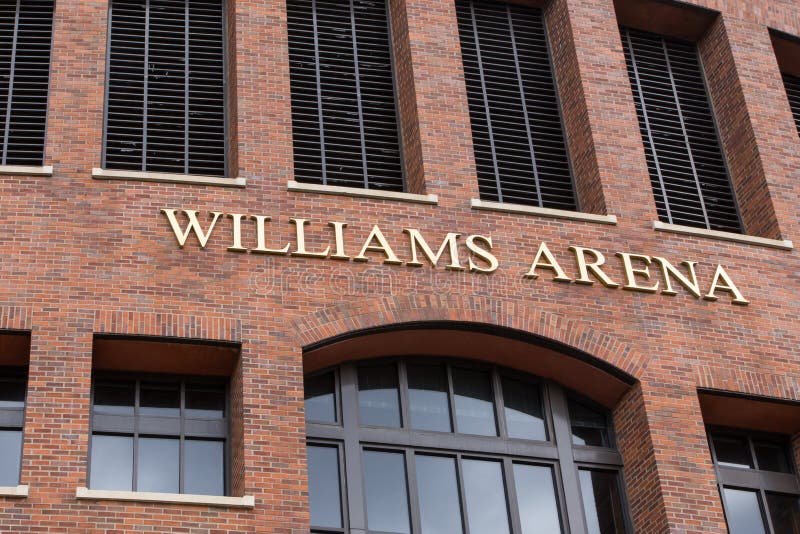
left=185, top=440, right=225, bottom=496
left=363, top=450, right=410, bottom=533
left=453, top=368, right=497, bottom=436
left=416, top=455, right=463, bottom=534
left=89, top=434, right=133, bottom=490
left=503, top=378, right=546, bottom=441
left=514, top=463, right=562, bottom=534
left=140, top=384, right=180, bottom=416
left=463, top=459, right=510, bottom=534
left=713, top=435, right=753, bottom=469
left=304, top=372, right=337, bottom=424
left=93, top=382, right=135, bottom=415
left=0, top=380, right=25, bottom=408
left=308, top=445, right=342, bottom=529
left=580, top=470, right=625, bottom=534
left=569, top=398, right=608, bottom=447
left=358, top=366, right=401, bottom=428
left=754, top=441, right=791, bottom=473
left=186, top=386, right=225, bottom=419
left=408, top=365, right=451, bottom=432
left=723, top=488, right=767, bottom=534
left=137, top=437, right=180, bottom=493
left=0, top=430, right=22, bottom=486
left=766, top=493, right=800, bottom=534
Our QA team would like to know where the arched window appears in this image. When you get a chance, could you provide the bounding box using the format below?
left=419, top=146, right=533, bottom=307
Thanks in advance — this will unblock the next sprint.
left=304, top=358, right=630, bottom=533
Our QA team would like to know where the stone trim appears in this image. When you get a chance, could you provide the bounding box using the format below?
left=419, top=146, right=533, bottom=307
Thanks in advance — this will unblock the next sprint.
left=75, top=487, right=255, bottom=508
left=0, top=485, right=28, bottom=498
left=652, top=221, right=793, bottom=250
left=470, top=198, right=617, bottom=225
left=287, top=180, right=438, bottom=204
left=92, top=168, right=246, bottom=188
left=0, top=165, right=52, bottom=176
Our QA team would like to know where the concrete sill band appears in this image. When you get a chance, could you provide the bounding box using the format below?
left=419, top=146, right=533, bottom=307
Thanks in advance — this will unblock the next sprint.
left=0, top=165, right=53, bottom=176
left=92, top=168, right=246, bottom=188
left=0, top=485, right=29, bottom=498
left=652, top=221, right=794, bottom=250
left=75, top=487, right=255, bottom=508
left=288, top=180, right=438, bottom=205
left=470, top=198, right=618, bottom=225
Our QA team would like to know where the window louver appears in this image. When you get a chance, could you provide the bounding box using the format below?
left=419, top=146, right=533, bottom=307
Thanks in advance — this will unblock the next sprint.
left=621, top=27, right=741, bottom=233
left=104, top=0, right=226, bottom=176
left=286, top=0, right=404, bottom=191
left=782, top=72, right=800, bottom=137
left=0, top=0, right=54, bottom=166
left=455, top=0, right=575, bottom=210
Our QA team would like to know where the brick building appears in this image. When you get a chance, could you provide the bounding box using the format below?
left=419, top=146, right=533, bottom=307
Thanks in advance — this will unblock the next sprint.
left=0, top=0, right=798, bottom=532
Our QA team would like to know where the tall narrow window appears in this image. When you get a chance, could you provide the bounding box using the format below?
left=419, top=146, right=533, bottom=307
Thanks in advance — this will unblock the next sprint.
left=783, top=73, right=800, bottom=137
left=286, top=0, right=404, bottom=191
left=455, top=0, right=575, bottom=210
left=104, top=0, right=227, bottom=176
left=621, top=27, right=741, bottom=233
left=0, top=0, right=54, bottom=166
left=0, top=370, right=25, bottom=486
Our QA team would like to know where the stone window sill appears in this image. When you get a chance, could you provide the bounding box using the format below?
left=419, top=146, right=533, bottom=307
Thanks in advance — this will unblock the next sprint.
left=0, top=165, right=52, bottom=176
left=92, top=168, right=246, bottom=188
left=470, top=198, right=617, bottom=225
left=75, top=487, right=255, bottom=508
left=652, top=221, right=793, bottom=250
left=288, top=180, right=438, bottom=205
left=0, top=485, right=28, bottom=498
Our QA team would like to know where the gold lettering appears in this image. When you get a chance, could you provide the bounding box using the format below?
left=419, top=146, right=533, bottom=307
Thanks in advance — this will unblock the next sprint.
left=353, top=225, right=402, bottom=264
left=652, top=257, right=701, bottom=298
left=161, top=209, right=222, bottom=248
left=328, top=222, right=350, bottom=261
left=403, top=229, right=464, bottom=270
left=290, top=218, right=331, bottom=258
left=524, top=242, right=571, bottom=282
left=616, top=253, right=658, bottom=293
left=704, top=265, right=749, bottom=305
left=251, top=215, right=290, bottom=255
left=227, top=213, right=248, bottom=252
left=466, top=235, right=498, bottom=273
left=569, top=246, right=619, bottom=288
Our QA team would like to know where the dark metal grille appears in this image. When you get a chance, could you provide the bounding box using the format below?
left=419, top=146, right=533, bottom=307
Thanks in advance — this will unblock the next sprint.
left=455, top=0, right=575, bottom=209
left=622, top=27, right=741, bottom=233
left=104, top=0, right=226, bottom=176
left=783, top=72, right=800, bottom=138
left=286, top=0, right=404, bottom=191
left=0, top=0, right=54, bottom=166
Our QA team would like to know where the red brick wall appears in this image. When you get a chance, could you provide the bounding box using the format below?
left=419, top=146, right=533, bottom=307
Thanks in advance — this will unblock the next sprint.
left=0, top=0, right=797, bottom=532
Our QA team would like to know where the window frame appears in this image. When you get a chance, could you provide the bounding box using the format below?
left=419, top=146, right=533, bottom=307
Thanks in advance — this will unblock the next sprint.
left=88, top=372, right=230, bottom=496
left=0, top=367, right=27, bottom=487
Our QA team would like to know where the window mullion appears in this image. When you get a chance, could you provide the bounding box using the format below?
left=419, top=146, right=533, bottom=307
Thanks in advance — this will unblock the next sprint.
left=133, top=380, right=140, bottom=491
left=549, top=383, right=587, bottom=534
left=456, top=454, right=472, bottom=534
left=347, top=0, right=370, bottom=188
left=142, top=0, right=150, bottom=172
left=406, top=451, right=422, bottom=534
left=340, top=364, right=367, bottom=532
left=310, top=0, right=328, bottom=185
left=504, top=458, right=523, bottom=534
left=2, top=0, right=21, bottom=166
left=179, top=381, right=186, bottom=494
left=184, top=1, right=190, bottom=175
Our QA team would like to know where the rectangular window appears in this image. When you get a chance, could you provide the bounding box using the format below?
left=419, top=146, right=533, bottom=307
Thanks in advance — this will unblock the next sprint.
left=621, top=27, right=741, bottom=233
left=0, top=371, right=25, bottom=486
left=285, top=0, right=404, bottom=191
left=89, top=377, right=228, bottom=495
left=783, top=73, right=800, bottom=138
left=455, top=0, right=576, bottom=210
left=0, top=1, right=54, bottom=166
left=103, top=0, right=227, bottom=176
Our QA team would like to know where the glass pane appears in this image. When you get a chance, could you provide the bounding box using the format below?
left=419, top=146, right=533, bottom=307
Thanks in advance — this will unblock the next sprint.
left=416, top=455, right=463, bottom=534
left=305, top=372, right=336, bottom=424
left=89, top=434, right=133, bottom=490
left=137, top=437, right=180, bottom=493
left=358, top=365, right=401, bottom=428
left=93, top=382, right=134, bottom=415
left=766, top=493, right=800, bottom=534
left=462, top=459, right=510, bottom=534
left=408, top=365, right=451, bottom=432
left=185, top=386, right=225, bottom=419
left=0, top=430, right=22, bottom=486
left=0, top=380, right=25, bottom=408
left=140, top=383, right=180, bottom=417
left=713, top=435, right=753, bottom=469
left=514, top=463, right=562, bottom=534
left=723, top=488, right=766, bottom=534
left=580, top=470, right=626, bottom=534
left=307, top=445, right=342, bottom=529
left=452, top=368, right=497, bottom=436
left=363, top=450, right=410, bottom=533
left=569, top=398, right=609, bottom=447
left=185, top=440, right=224, bottom=496
left=754, top=441, right=791, bottom=473
left=502, top=378, right=546, bottom=441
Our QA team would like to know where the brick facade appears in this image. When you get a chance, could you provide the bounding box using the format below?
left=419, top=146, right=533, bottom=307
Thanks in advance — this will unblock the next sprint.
left=0, top=0, right=798, bottom=532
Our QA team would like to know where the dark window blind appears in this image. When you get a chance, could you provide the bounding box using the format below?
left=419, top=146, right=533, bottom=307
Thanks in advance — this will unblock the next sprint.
left=455, top=0, right=575, bottom=210
left=0, top=0, right=54, bottom=166
left=104, top=0, right=226, bottom=176
left=783, top=72, right=800, bottom=137
left=621, top=27, right=741, bottom=233
left=286, top=0, right=404, bottom=191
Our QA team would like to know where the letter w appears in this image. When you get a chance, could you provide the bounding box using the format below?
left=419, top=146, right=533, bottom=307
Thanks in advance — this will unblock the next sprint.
left=161, top=209, right=223, bottom=248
